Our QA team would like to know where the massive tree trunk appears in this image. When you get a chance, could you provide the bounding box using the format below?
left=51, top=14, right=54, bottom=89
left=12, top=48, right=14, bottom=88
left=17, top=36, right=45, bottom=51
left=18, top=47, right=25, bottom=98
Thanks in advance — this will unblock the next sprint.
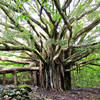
left=39, top=63, right=71, bottom=91
left=38, top=46, right=72, bottom=91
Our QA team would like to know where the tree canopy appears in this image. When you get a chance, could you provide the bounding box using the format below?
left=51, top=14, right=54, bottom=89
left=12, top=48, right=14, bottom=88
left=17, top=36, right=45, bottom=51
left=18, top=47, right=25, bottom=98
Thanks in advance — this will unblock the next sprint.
left=0, top=0, right=100, bottom=91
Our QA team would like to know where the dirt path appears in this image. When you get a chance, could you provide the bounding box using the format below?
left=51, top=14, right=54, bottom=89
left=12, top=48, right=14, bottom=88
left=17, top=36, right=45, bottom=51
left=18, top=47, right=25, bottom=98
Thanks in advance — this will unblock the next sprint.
left=4, top=85, right=100, bottom=100
left=32, top=86, right=100, bottom=100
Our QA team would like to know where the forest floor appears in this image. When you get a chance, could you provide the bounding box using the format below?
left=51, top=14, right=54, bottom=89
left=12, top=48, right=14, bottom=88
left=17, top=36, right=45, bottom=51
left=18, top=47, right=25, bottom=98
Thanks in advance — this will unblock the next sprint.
left=5, top=85, right=100, bottom=100
left=30, top=86, right=100, bottom=100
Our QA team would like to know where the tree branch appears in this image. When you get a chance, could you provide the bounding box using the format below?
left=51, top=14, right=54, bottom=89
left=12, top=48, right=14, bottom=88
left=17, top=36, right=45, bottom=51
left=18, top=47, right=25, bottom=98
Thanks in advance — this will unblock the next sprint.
left=64, top=50, right=92, bottom=65
left=37, top=0, right=55, bottom=24
left=89, top=63, right=100, bottom=66
left=0, top=5, right=23, bottom=32
left=62, top=0, right=72, bottom=12
left=70, top=4, right=100, bottom=24
left=53, top=0, right=72, bottom=46
left=0, top=1, right=46, bottom=32
left=73, top=18, right=100, bottom=40
left=0, top=56, right=31, bottom=64
left=75, top=58, right=100, bottom=66
left=73, top=41, right=100, bottom=48
left=0, top=67, right=39, bottom=74
left=0, top=45, right=46, bottom=64
left=0, top=22, right=17, bottom=30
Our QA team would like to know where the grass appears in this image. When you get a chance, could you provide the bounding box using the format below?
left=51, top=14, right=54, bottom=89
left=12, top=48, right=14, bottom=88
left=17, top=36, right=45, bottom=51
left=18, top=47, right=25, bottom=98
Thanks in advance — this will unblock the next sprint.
left=72, top=65, right=100, bottom=88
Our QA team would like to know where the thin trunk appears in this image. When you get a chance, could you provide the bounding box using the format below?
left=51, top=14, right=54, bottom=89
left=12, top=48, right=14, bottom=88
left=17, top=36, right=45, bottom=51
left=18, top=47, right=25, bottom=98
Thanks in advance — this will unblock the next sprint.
left=13, top=71, right=17, bottom=86
left=3, top=73, right=6, bottom=85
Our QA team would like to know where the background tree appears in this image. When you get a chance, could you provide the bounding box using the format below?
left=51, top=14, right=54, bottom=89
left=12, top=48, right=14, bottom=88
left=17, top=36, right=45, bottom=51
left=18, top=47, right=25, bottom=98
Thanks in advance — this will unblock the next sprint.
left=0, top=0, right=100, bottom=91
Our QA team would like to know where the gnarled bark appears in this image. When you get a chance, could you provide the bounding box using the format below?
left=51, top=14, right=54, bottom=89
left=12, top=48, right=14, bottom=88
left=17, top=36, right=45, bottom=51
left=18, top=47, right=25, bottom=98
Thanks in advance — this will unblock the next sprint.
left=39, top=54, right=72, bottom=91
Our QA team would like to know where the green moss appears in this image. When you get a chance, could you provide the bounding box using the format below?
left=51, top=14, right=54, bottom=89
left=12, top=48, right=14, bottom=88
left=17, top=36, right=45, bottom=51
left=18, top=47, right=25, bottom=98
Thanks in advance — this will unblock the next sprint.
left=19, top=84, right=32, bottom=92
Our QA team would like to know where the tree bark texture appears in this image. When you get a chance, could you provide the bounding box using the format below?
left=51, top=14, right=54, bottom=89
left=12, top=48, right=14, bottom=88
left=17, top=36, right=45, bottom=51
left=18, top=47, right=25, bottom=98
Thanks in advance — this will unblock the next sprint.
left=40, top=62, right=71, bottom=91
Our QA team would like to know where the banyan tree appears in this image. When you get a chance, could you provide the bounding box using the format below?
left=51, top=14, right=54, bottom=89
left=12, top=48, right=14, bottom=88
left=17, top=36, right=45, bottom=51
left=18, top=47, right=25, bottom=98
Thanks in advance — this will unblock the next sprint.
left=0, top=0, right=100, bottom=91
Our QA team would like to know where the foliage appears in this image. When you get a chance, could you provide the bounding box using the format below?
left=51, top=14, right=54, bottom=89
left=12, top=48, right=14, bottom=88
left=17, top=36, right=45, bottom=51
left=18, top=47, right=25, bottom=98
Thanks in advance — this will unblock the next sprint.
left=72, top=66, right=100, bottom=88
